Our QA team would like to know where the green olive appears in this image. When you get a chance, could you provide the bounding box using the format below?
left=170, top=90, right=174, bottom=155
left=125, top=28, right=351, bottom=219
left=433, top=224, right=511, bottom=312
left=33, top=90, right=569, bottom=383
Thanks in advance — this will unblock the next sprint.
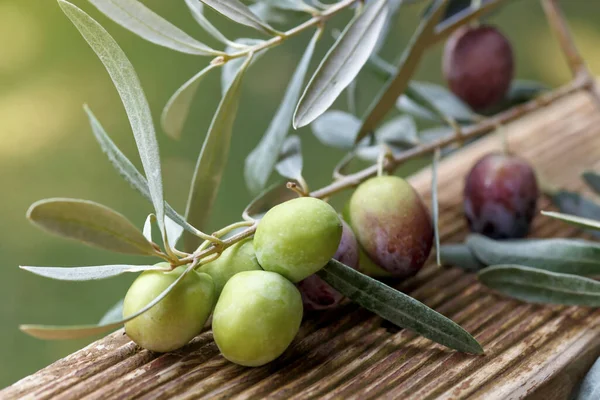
left=254, top=197, right=342, bottom=282
left=123, top=264, right=215, bottom=353
left=198, top=238, right=262, bottom=298
left=212, top=270, right=303, bottom=367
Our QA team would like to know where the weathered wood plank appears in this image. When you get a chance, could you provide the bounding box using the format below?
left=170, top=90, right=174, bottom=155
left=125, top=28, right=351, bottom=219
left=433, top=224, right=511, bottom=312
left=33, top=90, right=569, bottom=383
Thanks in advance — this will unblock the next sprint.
left=3, top=89, right=600, bottom=399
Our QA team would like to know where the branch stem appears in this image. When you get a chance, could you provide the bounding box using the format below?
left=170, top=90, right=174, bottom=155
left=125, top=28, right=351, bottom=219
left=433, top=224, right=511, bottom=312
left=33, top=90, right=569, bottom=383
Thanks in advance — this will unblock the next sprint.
left=221, top=0, right=361, bottom=62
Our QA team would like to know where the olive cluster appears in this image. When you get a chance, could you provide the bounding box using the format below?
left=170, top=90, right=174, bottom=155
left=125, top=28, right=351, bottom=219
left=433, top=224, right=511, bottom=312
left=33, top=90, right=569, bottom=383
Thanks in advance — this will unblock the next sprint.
left=122, top=175, right=435, bottom=367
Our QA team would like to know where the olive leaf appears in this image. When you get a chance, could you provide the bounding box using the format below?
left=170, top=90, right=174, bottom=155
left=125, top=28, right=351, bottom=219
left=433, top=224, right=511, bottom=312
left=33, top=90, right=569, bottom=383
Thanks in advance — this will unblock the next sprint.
left=249, top=2, right=289, bottom=24
left=85, top=106, right=206, bottom=240
left=185, top=0, right=236, bottom=46
left=466, top=234, right=600, bottom=276
left=583, top=171, right=600, bottom=195
left=98, top=299, right=124, bottom=325
left=357, top=0, right=449, bottom=143
left=318, top=259, right=483, bottom=354
left=27, top=198, right=156, bottom=256
left=184, top=54, right=253, bottom=252
left=373, top=0, right=404, bottom=54
left=397, top=81, right=475, bottom=123
left=275, top=135, right=303, bottom=182
left=439, top=244, right=486, bottom=271
left=60, top=1, right=166, bottom=234
left=310, top=110, right=361, bottom=149
left=20, top=262, right=196, bottom=340
left=143, top=213, right=185, bottom=247
left=250, top=0, right=314, bottom=13
left=293, top=0, right=389, bottom=128
left=542, top=211, right=600, bottom=232
left=243, top=181, right=296, bottom=221
left=376, top=115, right=419, bottom=147
left=244, top=29, right=319, bottom=195
left=432, top=149, right=441, bottom=266
left=575, top=356, right=600, bottom=400
left=548, top=190, right=600, bottom=239
left=86, top=0, right=220, bottom=56
left=161, top=64, right=219, bottom=140
left=221, top=38, right=264, bottom=96
left=200, top=0, right=277, bottom=35
left=20, top=264, right=169, bottom=282
left=478, top=265, right=600, bottom=307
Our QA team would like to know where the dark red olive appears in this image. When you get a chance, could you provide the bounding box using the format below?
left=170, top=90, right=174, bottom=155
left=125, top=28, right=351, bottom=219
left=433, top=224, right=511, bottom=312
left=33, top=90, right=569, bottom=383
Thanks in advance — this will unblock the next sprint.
left=464, top=153, right=539, bottom=239
left=443, top=25, right=514, bottom=111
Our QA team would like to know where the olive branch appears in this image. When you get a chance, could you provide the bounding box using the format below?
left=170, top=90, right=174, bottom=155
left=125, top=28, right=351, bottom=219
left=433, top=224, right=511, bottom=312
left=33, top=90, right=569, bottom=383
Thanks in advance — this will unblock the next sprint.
left=17, top=0, right=600, bottom=358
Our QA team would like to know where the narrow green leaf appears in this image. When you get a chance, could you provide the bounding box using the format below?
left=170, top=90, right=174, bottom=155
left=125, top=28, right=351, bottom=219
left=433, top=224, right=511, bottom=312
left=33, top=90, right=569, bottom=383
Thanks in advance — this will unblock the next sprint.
left=161, top=64, right=219, bottom=140
left=244, top=30, right=319, bottom=195
left=318, top=259, right=484, bottom=354
left=20, top=264, right=169, bottom=281
left=60, top=1, right=165, bottom=232
left=583, top=171, right=600, bottom=195
left=185, top=0, right=235, bottom=46
left=143, top=213, right=155, bottom=242
left=356, top=0, right=449, bottom=143
left=576, top=356, right=600, bottom=400
left=87, top=0, right=220, bottom=55
left=432, top=149, right=441, bottom=266
left=200, top=0, right=276, bottom=35
left=549, top=191, right=600, bottom=239
left=27, top=198, right=156, bottom=255
left=293, top=0, right=389, bottom=128
left=249, top=2, right=289, bottom=24
left=478, top=265, right=600, bottom=307
left=376, top=115, right=419, bottom=147
left=184, top=54, right=253, bottom=252
left=165, top=215, right=185, bottom=246
left=85, top=106, right=205, bottom=239
left=275, top=135, right=303, bottom=182
left=221, top=38, right=264, bottom=96
left=98, top=299, right=124, bottom=325
left=398, top=81, right=474, bottom=122
left=20, top=263, right=196, bottom=340
left=542, top=210, right=600, bottom=232
left=439, top=244, right=486, bottom=271
left=466, top=234, right=600, bottom=276
left=310, top=110, right=360, bottom=150
left=242, top=182, right=297, bottom=221
left=251, top=0, right=315, bottom=13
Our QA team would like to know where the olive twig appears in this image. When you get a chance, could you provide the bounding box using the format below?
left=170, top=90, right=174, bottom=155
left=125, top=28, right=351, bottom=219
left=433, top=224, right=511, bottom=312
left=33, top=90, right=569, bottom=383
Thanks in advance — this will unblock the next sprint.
left=540, top=0, right=600, bottom=107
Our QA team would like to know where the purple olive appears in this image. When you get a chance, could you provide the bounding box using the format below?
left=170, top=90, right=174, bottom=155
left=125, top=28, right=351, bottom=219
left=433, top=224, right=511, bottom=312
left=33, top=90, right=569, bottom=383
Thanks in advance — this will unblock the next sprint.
left=349, top=176, right=434, bottom=279
left=443, top=25, right=514, bottom=111
left=297, top=220, right=359, bottom=311
left=464, top=152, right=539, bottom=239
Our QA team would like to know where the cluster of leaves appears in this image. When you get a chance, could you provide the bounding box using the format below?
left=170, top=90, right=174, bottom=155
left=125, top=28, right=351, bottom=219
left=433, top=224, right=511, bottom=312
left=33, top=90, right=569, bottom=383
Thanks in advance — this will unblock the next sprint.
left=20, top=0, right=558, bottom=356
left=440, top=171, right=600, bottom=307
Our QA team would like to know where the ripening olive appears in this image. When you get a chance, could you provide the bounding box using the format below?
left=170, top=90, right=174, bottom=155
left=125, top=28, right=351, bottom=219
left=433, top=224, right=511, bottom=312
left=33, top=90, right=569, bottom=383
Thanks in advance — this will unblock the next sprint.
left=123, top=264, right=215, bottom=353
left=349, top=176, right=433, bottom=278
left=198, top=238, right=262, bottom=298
left=297, top=220, right=359, bottom=311
left=464, top=152, right=539, bottom=239
left=254, top=197, right=343, bottom=282
left=212, top=270, right=303, bottom=367
left=443, top=25, right=514, bottom=110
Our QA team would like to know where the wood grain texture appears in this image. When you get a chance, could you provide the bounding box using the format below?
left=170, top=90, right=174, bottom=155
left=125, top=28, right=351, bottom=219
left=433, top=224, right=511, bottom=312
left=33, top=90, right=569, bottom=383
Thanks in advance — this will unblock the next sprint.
left=4, top=89, right=600, bottom=399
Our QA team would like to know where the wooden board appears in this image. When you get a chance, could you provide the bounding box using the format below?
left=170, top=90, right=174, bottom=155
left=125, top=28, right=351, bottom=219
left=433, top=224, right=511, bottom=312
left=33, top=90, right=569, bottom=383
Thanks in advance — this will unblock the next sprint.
left=4, top=89, right=600, bottom=400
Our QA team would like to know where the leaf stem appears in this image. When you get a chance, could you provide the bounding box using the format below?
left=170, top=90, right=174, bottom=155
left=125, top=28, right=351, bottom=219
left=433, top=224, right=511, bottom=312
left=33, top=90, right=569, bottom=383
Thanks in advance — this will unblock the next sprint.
left=220, top=0, right=362, bottom=62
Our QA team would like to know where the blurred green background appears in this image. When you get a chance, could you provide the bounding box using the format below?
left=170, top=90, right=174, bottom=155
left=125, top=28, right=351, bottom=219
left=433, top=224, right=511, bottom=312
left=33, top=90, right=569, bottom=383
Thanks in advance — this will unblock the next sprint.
left=1, top=0, right=599, bottom=387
